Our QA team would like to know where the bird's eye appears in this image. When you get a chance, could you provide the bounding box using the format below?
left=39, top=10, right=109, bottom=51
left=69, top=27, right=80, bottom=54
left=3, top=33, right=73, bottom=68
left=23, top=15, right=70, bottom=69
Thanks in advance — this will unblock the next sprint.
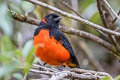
left=54, top=16, right=58, bottom=18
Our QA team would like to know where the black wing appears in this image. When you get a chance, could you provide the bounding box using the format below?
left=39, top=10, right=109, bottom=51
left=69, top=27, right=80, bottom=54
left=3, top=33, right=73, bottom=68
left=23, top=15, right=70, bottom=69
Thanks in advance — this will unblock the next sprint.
left=49, top=29, right=79, bottom=67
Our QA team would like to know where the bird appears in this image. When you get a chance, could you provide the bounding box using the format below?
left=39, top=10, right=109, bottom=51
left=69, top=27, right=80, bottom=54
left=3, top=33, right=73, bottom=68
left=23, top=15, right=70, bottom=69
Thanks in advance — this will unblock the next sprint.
left=33, top=13, right=79, bottom=68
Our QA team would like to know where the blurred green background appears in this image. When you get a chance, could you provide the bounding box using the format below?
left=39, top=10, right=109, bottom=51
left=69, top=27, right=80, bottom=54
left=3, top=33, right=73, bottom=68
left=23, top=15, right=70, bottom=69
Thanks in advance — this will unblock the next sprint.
left=0, top=0, right=120, bottom=80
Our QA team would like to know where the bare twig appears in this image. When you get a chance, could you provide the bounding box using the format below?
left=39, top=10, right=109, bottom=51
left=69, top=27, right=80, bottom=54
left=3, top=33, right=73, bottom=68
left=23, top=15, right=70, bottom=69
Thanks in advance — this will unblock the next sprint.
left=69, top=68, right=110, bottom=75
left=32, top=64, right=58, bottom=72
left=59, top=0, right=82, bottom=18
left=69, top=68, right=113, bottom=79
left=113, top=9, right=120, bottom=23
left=30, top=69, right=53, bottom=75
left=50, top=71, right=101, bottom=80
left=103, top=0, right=120, bottom=21
left=59, top=0, right=108, bottom=38
left=28, top=0, right=120, bottom=36
left=97, top=0, right=120, bottom=56
left=9, top=10, right=118, bottom=54
left=97, top=0, right=115, bottom=30
left=8, top=10, right=40, bottom=25
left=60, top=26, right=116, bottom=53
left=29, top=64, right=113, bottom=80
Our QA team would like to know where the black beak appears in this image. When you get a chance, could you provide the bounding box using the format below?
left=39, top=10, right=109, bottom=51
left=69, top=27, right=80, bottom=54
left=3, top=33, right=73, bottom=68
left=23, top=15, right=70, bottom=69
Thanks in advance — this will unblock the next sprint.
left=54, top=17, right=61, bottom=22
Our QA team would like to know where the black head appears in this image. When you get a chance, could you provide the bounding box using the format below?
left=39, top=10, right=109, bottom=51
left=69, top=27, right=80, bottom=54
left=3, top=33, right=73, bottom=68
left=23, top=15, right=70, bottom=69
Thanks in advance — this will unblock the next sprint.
left=41, top=13, right=61, bottom=29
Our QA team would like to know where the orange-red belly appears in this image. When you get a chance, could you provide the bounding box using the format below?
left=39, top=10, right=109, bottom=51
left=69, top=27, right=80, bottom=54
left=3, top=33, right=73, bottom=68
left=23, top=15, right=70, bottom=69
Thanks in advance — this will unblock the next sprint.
left=33, top=29, right=70, bottom=65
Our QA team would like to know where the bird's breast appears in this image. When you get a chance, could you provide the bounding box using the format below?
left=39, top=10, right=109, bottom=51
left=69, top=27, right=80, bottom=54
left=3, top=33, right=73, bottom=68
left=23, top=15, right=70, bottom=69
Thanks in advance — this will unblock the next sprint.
left=33, top=29, right=70, bottom=65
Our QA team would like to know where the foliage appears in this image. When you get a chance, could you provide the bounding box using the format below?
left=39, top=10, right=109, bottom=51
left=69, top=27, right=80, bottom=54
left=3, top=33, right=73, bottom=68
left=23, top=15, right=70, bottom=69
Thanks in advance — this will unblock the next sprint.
left=0, top=0, right=13, bottom=36
left=101, top=76, right=112, bottom=80
left=114, top=75, right=120, bottom=80
left=0, top=0, right=36, bottom=79
left=0, top=36, right=35, bottom=79
left=101, top=75, right=120, bottom=80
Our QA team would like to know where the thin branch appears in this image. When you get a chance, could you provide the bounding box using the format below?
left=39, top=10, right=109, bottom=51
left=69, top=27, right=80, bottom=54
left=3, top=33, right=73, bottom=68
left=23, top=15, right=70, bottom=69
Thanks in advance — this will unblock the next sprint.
left=30, top=64, right=113, bottom=80
left=32, top=64, right=58, bottom=72
left=113, top=9, right=120, bottom=24
left=59, top=0, right=108, bottom=39
left=60, top=0, right=109, bottom=40
left=69, top=68, right=110, bottom=75
left=97, top=0, right=115, bottom=30
left=69, top=68, right=113, bottom=79
left=8, top=10, right=40, bottom=25
left=60, top=26, right=116, bottom=53
left=59, top=0, right=82, bottom=17
left=28, top=0, right=120, bottom=36
left=30, top=69, right=53, bottom=75
left=9, top=10, right=117, bottom=55
left=50, top=71, right=100, bottom=80
left=103, top=0, right=120, bottom=21
left=97, top=0, right=120, bottom=56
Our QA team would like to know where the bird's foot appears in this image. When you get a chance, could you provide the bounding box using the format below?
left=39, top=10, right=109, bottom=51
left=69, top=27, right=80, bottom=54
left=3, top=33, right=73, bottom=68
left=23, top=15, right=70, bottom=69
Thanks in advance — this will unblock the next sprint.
left=58, top=65, right=65, bottom=71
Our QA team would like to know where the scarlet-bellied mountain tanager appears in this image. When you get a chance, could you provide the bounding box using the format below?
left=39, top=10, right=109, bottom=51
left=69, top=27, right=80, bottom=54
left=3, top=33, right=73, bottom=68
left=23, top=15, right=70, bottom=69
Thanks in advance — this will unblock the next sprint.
left=33, top=13, right=79, bottom=68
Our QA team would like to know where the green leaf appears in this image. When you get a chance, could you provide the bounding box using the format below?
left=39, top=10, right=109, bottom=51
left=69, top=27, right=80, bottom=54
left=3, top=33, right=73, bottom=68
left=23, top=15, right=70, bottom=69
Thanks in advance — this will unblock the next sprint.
left=0, top=36, right=21, bottom=78
left=8, top=0, right=23, bottom=14
left=0, top=2, right=13, bottom=36
left=15, top=49, right=22, bottom=58
left=86, top=12, right=101, bottom=35
left=22, top=40, right=33, bottom=57
left=115, top=75, right=120, bottom=80
left=0, top=36, right=16, bottom=51
left=20, top=1, right=34, bottom=13
left=90, top=12, right=102, bottom=25
left=13, top=73, right=23, bottom=80
left=81, top=0, right=95, bottom=12
left=24, top=47, right=36, bottom=73
left=0, top=64, right=18, bottom=78
left=101, top=76, right=112, bottom=80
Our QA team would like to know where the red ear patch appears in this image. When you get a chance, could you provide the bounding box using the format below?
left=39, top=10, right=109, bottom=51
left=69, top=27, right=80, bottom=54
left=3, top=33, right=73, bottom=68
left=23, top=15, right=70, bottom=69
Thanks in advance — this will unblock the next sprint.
left=41, top=18, right=47, bottom=23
